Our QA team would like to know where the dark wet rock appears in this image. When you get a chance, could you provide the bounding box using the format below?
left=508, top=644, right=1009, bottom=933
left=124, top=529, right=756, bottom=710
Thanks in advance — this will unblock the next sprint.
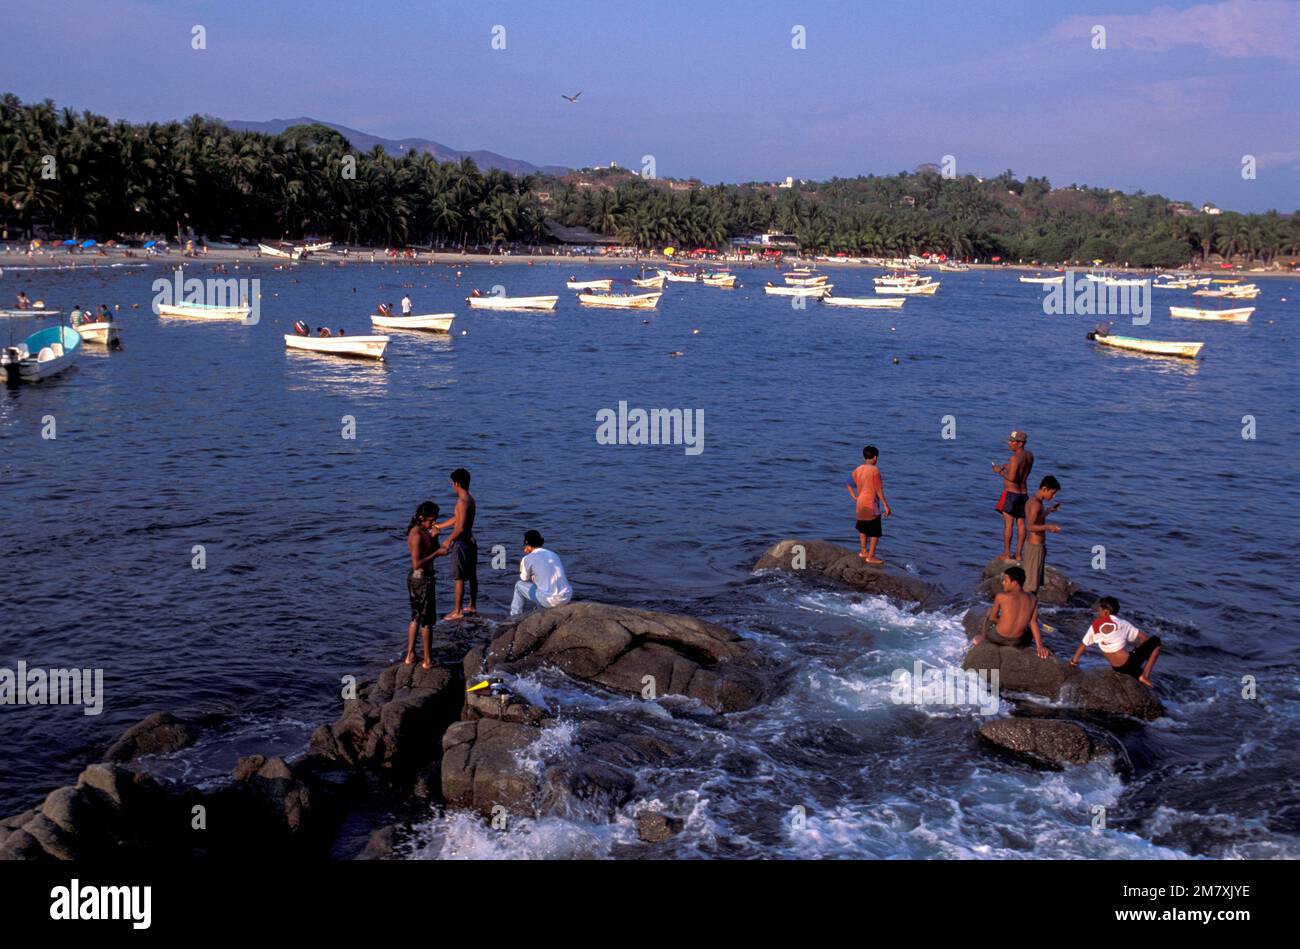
left=312, top=661, right=464, bottom=771
left=978, top=718, right=1102, bottom=767
left=637, top=811, right=685, bottom=843
left=754, top=539, right=935, bottom=606
left=103, top=711, right=197, bottom=763
left=963, top=638, right=1164, bottom=720
left=979, top=557, right=1084, bottom=607
left=358, top=824, right=397, bottom=860
left=482, top=601, right=766, bottom=712
left=440, top=719, right=543, bottom=817
left=463, top=687, right=551, bottom=726
left=540, top=760, right=635, bottom=817
left=0, top=828, right=46, bottom=860
left=228, top=755, right=323, bottom=839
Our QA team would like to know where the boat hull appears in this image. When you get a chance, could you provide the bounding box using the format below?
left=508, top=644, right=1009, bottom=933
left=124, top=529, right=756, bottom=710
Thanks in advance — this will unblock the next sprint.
left=2, top=325, right=82, bottom=382
left=577, top=292, right=662, bottom=309
left=1095, top=334, right=1203, bottom=359
left=1169, top=306, right=1253, bottom=322
left=76, top=321, right=121, bottom=344
left=157, top=302, right=252, bottom=321
left=466, top=295, right=558, bottom=311
left=821, top=296, right=905, bottom=308
left=284, top=334, right=390, bottom=359
left=371, top=313, right=455, bottom=332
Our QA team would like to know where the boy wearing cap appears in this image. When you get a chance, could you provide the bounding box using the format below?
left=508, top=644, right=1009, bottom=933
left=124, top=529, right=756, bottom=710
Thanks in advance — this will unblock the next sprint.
left=992, top=430, right=1034, bottom=560
left=1071, top=597, right=1161, bottom=687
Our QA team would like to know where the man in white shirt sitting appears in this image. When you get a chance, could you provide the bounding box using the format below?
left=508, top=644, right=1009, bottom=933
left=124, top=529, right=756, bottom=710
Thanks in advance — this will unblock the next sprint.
left=1070, top=596, right=1162, bottom=687
left=511, top=530, right=572, bottom=617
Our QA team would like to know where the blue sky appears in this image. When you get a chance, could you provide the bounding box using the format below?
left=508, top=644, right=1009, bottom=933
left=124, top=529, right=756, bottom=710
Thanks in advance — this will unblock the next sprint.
left=4, top=0, right=1298, bottom=212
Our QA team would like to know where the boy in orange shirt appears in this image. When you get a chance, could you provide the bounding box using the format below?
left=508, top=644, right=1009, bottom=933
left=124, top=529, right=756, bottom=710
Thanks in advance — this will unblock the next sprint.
left=846, top=445, right=892, bottom=564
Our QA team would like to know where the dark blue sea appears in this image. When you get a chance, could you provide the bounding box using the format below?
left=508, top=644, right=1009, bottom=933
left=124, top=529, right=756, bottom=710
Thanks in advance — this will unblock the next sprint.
left=2, top=257, right=1297, bottom=858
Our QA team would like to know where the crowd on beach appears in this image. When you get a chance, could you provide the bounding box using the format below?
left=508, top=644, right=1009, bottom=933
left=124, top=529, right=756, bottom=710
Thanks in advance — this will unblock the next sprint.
left=401, top=468, right=572, bottom=669
left=845, top=432, right=1162, bottom=686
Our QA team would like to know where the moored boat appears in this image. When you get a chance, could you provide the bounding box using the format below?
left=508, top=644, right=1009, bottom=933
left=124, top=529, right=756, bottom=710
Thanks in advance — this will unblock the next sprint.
left=371, top=312, right=456, bottom=332
left=876, top=281, right=939, bottom=295
left=577, top=291, right=662, bottom=309
left=284, top=333, right=390, bottom=359
left=764, top=282, right=832, bottom=297
left=565, top=278, right=614, bottom=291
left=465, top=293, right=559, bottom=311
left=1089, top=332, right=1203, bottom=359
left=821, top=295, right=905, bottom=309
left=631, top=275, right=666, bottom=289
left=1019, top=274, right=1065, bottom=284
left=76, top=321, right=122, bottom=345
left=702, top=272, right=737, bottom=288
left=2, top=324, right=82, bottom=383
left=157, top=301, right=253, bottom=321
left=1169, top=306, right=1254, bottom=323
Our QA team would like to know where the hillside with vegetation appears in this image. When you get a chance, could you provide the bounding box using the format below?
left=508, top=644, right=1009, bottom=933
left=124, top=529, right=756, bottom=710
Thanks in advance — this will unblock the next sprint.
left=2, top=95, right=1296, bottom=267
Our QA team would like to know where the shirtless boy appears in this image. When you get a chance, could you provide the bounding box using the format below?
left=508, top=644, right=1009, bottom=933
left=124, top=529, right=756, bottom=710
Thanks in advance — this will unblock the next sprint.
left=992, top=430, right=1034, bottom=560
left=1022, top=475, right=1061, bottom=595
left=404, top=501, right=446, bottom=668
left=972, top=565, right=1051, bottom=660
left=436, top=468, right=478, bottom=620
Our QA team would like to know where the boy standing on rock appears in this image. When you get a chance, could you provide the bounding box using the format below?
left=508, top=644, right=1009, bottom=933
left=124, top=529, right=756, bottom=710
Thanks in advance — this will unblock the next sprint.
left=1071, top=597, right=1162, bottom=687
left=992, top=430, right=1034, bottom=560
left=1022, top=475, right=1061, bottom=595
left=436, top=468, right=478, bottom=621
left=846, top=445, right=891, bottom=564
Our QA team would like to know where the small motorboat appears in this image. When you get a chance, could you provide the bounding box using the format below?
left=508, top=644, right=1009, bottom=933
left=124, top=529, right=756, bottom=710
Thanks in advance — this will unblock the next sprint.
left=76, top=321, right=122, bottom=345
left=1019, top=274, right=1065, bottom=284
left=371, top=312, right=456, bottom=332
left=821, top=294, right=905, bottom=309
left=284, top=333, right=390, bottom=359
left=157, top=301, right=253, bottom=321
left=1169, top=306, right=1254, bottom=323
left=764, top=283, right=832, bottom=297
left=565, top=278, right=614, bottom=291
left=2, top=324, right=82, bottom=383
left=632, top=275, right=666, bottom=289
left=1089, top=332, right=1203, bottom=360
left=466, top=293, right=558, bottom=311
left=876, top=281, right=939, bottom=295
left=577, top=291, right=662, bottom=309
left=702, top=273, right=737, bottom=288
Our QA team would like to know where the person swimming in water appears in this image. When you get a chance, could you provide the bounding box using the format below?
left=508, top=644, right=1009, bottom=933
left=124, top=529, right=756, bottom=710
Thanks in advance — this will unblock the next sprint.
left=972, top=565, right=1051, bottom=659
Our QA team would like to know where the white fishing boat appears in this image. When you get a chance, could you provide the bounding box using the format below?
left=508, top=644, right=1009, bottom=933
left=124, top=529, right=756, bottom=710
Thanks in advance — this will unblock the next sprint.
left=782, top=271, right=828, bottom=286
left=876, top=281, right=939, bottom=295
left=1169, top=306, right=1254, bottom=323
left=1019, top=274, right=1065, bottom=284
left=284, top=333, right=389, bottom=359
left=764, top=283, right=832, bottom=297
left=937, top=263, right=970, bottom=272
left=2, top=324, right=82, bottom=383
left=1090, top=332, right=1203, bottom=360
left=1102, top=276, right=1150, bottom=287
left=577, top=291, right=662, bottom=309
left=565, top=278, right=614, bottom=291
left=874, top=272, right=930, bottom=287
left=76, top=321, right=122, bottom=345
left=371, top=312, right=456, bottom=332
left=302, top=241, right=333, bottom=254
left=821, top=295, right=905, bottom=309
left=632, top=275, right=666, bottom=289
left=657, top=269, right=699, bottom=283
left=1194, top=285, right=1258, bottom=299
left=465, top=293, right=559, bottom=311
left=157, top=301, right=253, bottom=321
left=702, top=273, right=737, bottom=288
left=258, top=242, right=301, bottom=260
left=1, top=307, right=61, bottom=318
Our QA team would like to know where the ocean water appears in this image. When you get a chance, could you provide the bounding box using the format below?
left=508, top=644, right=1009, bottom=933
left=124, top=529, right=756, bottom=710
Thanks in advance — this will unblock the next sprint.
left=1, top=258, right=1297, bottom=858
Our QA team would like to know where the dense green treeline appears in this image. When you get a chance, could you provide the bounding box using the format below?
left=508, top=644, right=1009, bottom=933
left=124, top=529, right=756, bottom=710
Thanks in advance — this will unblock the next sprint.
left=2, top=95, right=1297, bottom=266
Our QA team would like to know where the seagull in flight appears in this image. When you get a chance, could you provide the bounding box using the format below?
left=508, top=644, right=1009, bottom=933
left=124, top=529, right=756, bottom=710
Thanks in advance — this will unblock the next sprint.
left=562, top=92, right=583, bottom=103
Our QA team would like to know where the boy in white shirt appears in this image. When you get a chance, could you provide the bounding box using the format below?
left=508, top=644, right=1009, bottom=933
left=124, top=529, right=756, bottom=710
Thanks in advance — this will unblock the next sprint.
left=1070, top=596, right=1162, bottom=687
left=511, top=530, right=573, bottom=617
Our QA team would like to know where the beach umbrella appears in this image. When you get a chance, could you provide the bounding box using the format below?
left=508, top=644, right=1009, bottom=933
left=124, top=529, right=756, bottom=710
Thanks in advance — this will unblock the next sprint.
left=82, top=239, right=96, bottom=248
left=143, top=240, right=156, bottom=248
left=62, top=239, right=76, bottom=245
left=663, top=247, right=675, bottom=256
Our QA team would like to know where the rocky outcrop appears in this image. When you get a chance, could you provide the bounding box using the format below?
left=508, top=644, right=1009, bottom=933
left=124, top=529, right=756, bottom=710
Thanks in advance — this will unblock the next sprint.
left=978, top=718, right=1103, bottom=767
left=978, top=557, right=1083, bottom=607
left=102, top=711, right=199, bottom=762
left=441, top=718, right=547, bottom=817
left=478, top=602, right=767, bottom=713
left=754, top=539, right=935, bottom=605
left=309, top=661, right=463, bottom=771
left=962, top=637, right=1164, bottom=720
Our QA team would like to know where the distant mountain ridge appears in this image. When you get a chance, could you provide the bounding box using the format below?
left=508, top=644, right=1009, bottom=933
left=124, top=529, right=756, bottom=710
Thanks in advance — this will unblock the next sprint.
left=224, top=116, right=570, bottom=178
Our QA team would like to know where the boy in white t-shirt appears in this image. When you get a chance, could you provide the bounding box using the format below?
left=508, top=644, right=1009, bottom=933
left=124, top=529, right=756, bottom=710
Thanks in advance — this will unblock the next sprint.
left=511, top=530, right=573, bottom=617
left=1070, top=596, right=1162, bottom=687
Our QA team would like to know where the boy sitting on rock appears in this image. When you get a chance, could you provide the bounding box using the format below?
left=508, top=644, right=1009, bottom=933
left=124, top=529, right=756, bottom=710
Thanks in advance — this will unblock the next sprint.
left=1070, top=597, right=1161, bottom=687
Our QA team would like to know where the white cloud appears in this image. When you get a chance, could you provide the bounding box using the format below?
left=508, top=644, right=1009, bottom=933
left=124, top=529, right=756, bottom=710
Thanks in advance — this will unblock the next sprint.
left=1051, top=0, right=1300, bottom=60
